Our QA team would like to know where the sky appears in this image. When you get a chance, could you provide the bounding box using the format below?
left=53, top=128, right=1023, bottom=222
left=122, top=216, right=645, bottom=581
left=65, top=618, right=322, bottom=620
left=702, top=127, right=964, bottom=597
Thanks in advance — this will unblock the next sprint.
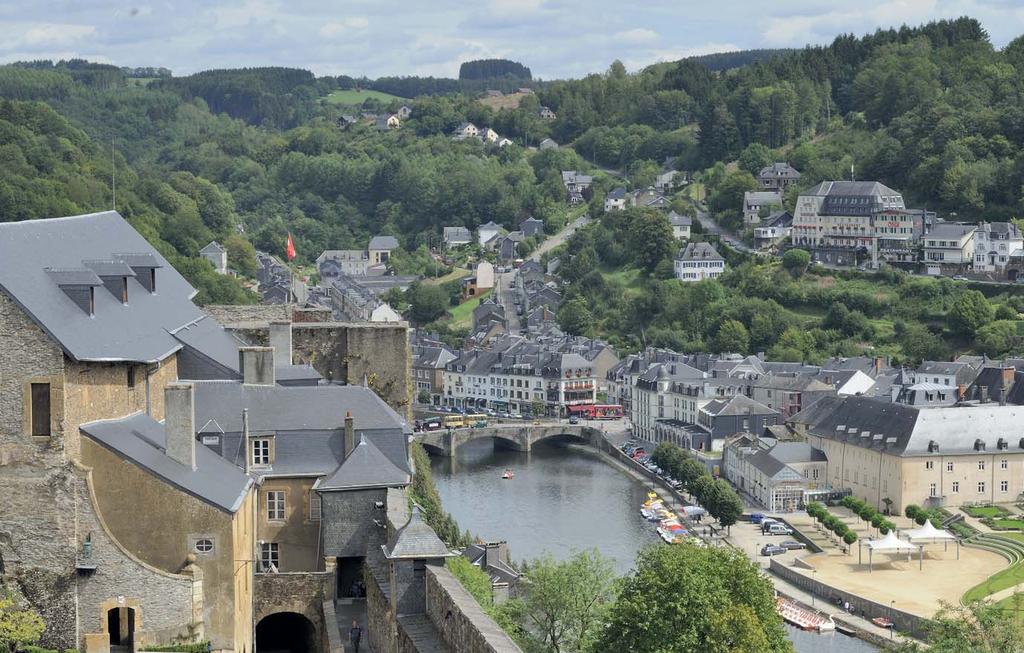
left=1, top=0, right=1023, bottom=79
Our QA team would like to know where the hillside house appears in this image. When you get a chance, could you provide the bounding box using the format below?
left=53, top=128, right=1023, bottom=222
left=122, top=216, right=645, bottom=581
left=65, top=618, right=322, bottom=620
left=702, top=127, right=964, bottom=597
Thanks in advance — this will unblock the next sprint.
left=604, top=187, right=628, bottom=212
left=923, top=223, right=976, bottom=268
left=668, top=211, right=692, bottom=240
left=674, top=242, right=725, bottom=282
left=743, top=190, right=783, bottom=225
left=200, top=241, right=227, bottom=274
left=452, top=122, right=479, bottom=139
left=538, top=138, right=558, bottom=150
left=519, top=216, right=545, bottom=237
left=443, top=226, right=473, bottom=248
left=973, top=222, right=1023, bottom=273
left=368, top=235, right=399, bottom=266
left=478, top=221, right=503, bottom=246
left=538, top=106, right=556, bottom=120
left=753, top=211, right=793, bottom=250
left=757, top=162, right=801, bottom=191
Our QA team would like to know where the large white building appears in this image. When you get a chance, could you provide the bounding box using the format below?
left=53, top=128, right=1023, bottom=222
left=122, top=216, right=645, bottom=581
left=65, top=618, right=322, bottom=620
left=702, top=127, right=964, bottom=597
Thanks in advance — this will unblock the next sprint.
left=674, top=242, right=725, bottom=282
left=791, top=181, right=916, bottom=264
left=923, top=223, right=976, bottom=267
left=973, top=222, right=1023, bottom=272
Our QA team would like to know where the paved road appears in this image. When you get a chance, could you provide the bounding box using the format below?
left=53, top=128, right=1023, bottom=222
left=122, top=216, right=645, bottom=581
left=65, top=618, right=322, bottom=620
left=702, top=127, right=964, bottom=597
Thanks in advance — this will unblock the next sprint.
left=495, top=213, right=591, bottom=334
left=530, top=213, right=590, bottom=262
left=694, top=209, right=755, bottom=254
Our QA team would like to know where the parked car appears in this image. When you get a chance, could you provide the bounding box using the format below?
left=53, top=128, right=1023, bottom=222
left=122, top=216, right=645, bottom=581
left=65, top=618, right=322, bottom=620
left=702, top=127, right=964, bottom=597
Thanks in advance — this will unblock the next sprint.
left=780, top=540, right=807, bottom=550
left=765, top=523, right=794, bottom=536
left=749, top=513, right=766, bottom=524
left=761, top=544, right=787, bottom=556
left=759, top=518, right=779, bottom=533
left=952, top=275, right=968, bottom=281
left=568, top=415, right=580, bottom=425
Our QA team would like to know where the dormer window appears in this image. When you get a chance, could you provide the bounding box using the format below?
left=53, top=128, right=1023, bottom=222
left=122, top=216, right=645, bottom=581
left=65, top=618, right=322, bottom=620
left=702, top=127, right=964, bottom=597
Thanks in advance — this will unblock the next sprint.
left=46, top=268, right=102, bottom=315
left=251, top=437, right=273, bottom=467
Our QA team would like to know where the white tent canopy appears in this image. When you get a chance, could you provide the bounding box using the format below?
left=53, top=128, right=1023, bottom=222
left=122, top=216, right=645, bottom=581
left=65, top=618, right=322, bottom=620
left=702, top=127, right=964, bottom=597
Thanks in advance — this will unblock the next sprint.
left=904, top=520, right=956, bottom=542
left=905, top=519, right=960, bottom=559
left=860, top=531, right=924, bottom=572
left=865, top=531, right=918, bottom=552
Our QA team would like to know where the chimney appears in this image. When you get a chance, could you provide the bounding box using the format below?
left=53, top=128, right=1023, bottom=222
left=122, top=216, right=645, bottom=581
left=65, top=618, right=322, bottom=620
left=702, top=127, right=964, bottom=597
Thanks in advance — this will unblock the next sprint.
left=269, top=321, right=292, bottom=366
left=239, top=346, right=275, bottom=386
left=242, top=408, right=251, bottom=474
left=980, top=386, right=989, bottom=404
left=1003, top=367, right=1015, bottom=390
left=957, top=383, right=966, bottom=402
left=344, top=411, right=355, bottom=457
left=874, top=357, right=883, bottom=376
left=165, top=383, right=196, bottom=470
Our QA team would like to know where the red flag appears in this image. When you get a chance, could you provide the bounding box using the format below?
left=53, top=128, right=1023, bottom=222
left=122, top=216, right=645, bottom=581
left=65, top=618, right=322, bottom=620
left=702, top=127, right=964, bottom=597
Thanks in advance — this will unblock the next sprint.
left=286, top=232, right=296, bottom=261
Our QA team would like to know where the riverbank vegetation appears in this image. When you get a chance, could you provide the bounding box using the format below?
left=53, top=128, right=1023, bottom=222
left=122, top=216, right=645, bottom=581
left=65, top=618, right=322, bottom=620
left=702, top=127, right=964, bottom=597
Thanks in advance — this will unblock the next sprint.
left=649, top=442, right=743, bottom=529
left=408, top=442, right=472, bottom=549
left=498, top=545, right=789, bottom=653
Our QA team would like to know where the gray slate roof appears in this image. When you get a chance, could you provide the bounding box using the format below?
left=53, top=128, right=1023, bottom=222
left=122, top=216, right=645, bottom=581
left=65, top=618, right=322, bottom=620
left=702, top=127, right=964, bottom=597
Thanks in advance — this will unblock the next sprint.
left=383, top=506, right=454, bottom=559
left=200, top=241, right=226, bottom=254
left=192, top=381, right=410, bottom=474
left=703, top=394, right=777, bottom=417
left=368, top=235, right=399, bottom=251
left=0, top=212, right=240, bottom=363
left=81, top=412, right=252, bottom=512
left=676, top=242, right=723, bottom=262
left=318, top=435, right=410, bottom=490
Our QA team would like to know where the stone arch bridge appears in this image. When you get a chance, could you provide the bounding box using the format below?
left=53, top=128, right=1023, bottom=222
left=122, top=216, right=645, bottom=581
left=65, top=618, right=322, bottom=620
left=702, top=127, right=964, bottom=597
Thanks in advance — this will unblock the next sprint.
left=415, top=424, right=602, bottom=457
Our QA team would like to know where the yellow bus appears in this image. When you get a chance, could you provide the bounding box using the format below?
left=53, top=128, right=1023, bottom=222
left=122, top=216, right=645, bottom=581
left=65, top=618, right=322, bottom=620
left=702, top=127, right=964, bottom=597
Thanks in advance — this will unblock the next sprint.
left=442, top=415, right=465, bottom=429
left=465, top=414, right=488, bottom=428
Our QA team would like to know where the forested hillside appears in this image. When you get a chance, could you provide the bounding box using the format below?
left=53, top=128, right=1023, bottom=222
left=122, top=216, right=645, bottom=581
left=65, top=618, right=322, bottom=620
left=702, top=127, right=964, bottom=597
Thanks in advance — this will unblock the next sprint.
left=0, top=98, right=254, bottom=304
left=0, top=58, right=589, bottom=274
left=539, top=17, right=1024, bottom=217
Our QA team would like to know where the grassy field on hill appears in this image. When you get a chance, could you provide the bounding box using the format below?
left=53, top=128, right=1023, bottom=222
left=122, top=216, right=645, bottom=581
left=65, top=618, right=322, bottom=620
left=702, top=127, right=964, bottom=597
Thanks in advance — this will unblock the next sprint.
left=325, top=89, right=408, bottom=105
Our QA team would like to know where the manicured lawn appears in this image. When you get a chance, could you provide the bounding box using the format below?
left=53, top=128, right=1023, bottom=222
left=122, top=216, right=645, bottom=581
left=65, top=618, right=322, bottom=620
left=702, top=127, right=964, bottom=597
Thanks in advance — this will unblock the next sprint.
left=992, top=519, right=1024, bottom=530
left=963, top=505, right=1012, bottom=519
left=963, top=563, right=1024, bottom=603
left=324, top=89, right=408, bottom=105
left=448, top=290, right=490, bottom=329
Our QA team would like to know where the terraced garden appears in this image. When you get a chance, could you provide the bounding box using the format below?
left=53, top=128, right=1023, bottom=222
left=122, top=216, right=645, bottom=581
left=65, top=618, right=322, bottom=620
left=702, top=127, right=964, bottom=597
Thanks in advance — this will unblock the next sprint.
left=962, top=533, right=1024, bottom=603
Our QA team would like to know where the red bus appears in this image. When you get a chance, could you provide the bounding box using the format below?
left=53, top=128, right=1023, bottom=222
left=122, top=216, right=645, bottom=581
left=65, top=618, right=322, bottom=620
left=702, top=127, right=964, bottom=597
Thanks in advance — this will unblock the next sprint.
left=568, top=404, right=624, bottom=420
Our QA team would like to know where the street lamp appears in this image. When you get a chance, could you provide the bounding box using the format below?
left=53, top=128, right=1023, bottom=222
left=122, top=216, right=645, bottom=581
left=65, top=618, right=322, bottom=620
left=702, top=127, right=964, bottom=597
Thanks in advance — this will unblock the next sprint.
left=811, top=569, right=817, bottom=608
left=890, top=600, right=896, bottom=639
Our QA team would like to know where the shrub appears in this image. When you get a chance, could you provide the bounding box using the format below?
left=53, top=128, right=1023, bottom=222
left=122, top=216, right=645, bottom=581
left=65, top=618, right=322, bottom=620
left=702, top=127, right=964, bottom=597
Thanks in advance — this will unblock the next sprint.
left=843, top=532, right=858, bottom=545
left=871, top=514, right=884, bottom=529
left=905, top=504, right=921, bottom=520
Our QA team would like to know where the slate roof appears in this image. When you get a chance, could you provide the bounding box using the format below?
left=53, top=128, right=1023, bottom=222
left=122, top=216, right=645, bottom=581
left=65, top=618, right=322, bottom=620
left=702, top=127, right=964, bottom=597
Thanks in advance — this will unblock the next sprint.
left=318, top=435, right=410, bottom=490
left=191, top=381, right=410, bottom=474
left=200, top=241, right=226, bottom=254
left=793, top=394, right=1024, bottom=456
left=668, top=211, right=693, bottom=227
left=368, top=235, right=399, bottom=251
left=383, top=506, right=454, bottom=559
left=926, top=223, right=976, bottom=240
left=803, top=181, right=900, bottom=198
left=703, top=394, right=777, bottom=417
left=170, top=315, right=244, bottom=377
left=81, top=412, right=252, bottom=513
left=607, top=187, right=627, bottom=200
left=758, top=162, right=801, bottom=179
left=676, top=242, right=723, bottom=262
left=0, top=211, right=240, bottom=363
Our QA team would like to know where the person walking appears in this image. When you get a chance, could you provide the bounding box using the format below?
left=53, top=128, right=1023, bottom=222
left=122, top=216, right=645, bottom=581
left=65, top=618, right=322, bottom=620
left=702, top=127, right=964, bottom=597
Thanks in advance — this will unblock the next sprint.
left=349, top=619, right=362, bottom=653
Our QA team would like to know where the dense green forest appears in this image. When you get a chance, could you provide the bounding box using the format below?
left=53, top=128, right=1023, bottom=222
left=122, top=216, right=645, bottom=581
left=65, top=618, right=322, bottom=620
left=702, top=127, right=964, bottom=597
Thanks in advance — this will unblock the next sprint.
left=459, top=59, right=531, bottom=80
left=0, top=58, right=588, bottom=277
left=541, top=17, right=1024, bottom=218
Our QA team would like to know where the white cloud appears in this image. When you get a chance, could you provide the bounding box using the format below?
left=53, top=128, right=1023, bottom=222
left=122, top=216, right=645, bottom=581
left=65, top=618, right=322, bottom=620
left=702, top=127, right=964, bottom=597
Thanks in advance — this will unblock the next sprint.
left=613, top=28, right=658, bottom=44
left=490, top=0, right=544, bottom=15
left=15, top=23, right=97, bottom=47
left=319, top=17, right=369, bottom=37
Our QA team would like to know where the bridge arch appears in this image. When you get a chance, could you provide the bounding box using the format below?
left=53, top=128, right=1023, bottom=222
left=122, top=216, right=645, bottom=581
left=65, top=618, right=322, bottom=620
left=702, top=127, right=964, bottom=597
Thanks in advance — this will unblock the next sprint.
left=531, top=431, right=590, bottom=448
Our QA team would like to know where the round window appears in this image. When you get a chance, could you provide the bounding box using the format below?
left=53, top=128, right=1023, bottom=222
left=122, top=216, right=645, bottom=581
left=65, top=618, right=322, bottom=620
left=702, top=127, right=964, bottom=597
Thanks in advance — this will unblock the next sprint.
left=194, top=538, right=214, bottom=554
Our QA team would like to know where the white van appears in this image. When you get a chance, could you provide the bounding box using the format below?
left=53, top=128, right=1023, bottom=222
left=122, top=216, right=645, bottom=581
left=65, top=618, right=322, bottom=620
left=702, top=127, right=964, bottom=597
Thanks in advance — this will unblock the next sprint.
left=766, top=523, right=793, bottom=536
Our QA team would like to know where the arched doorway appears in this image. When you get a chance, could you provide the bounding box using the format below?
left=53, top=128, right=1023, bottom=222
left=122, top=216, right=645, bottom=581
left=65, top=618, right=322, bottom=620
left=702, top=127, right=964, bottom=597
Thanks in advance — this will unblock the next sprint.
left=256, top=612, right=316, bottom=653
left=107, top=607, right=135, bottom=652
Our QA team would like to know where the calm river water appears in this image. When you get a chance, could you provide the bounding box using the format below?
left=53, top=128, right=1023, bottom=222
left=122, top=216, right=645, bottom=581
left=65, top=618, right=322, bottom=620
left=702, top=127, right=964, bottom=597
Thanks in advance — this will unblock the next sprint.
left=430, top=438, right=879, bottom=653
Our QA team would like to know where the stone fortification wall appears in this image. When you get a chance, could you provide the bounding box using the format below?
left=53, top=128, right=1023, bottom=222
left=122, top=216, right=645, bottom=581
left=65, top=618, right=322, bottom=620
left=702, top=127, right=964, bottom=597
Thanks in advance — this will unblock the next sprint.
left=424, top=566, right=522, bottom=653
left=203, top=306, right=411, bottom=420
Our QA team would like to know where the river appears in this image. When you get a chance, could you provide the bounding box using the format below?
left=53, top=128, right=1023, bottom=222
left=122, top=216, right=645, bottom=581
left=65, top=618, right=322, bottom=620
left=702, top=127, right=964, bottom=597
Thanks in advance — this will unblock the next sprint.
left=429, top=438, right=879, bottom=653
